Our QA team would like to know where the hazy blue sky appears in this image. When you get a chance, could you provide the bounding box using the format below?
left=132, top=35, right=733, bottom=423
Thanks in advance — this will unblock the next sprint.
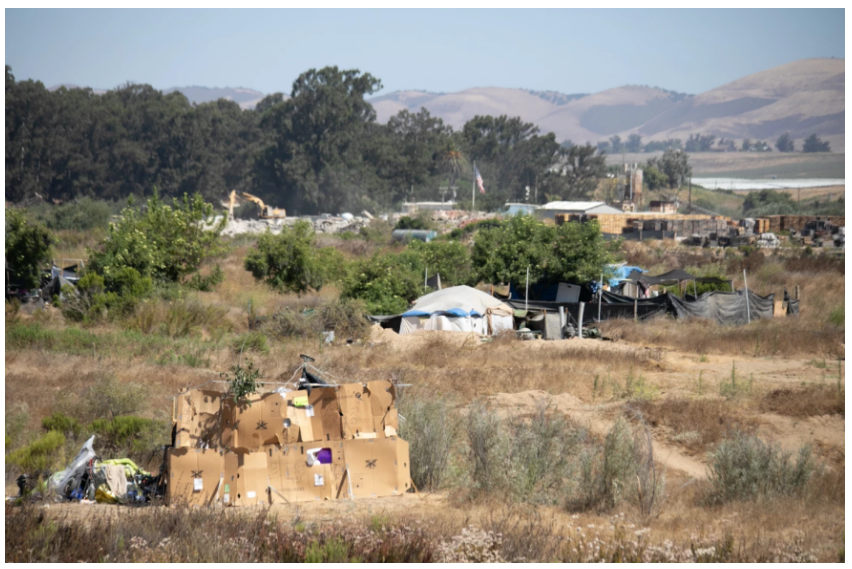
left=6, top=9, right=844, bottom=96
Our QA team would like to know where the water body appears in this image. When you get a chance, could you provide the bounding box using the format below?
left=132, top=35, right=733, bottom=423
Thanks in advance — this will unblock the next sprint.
left=692, top=178, right=845, bottom=191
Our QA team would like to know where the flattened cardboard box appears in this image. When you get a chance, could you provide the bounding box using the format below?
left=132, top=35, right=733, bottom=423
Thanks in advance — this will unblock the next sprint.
left=338, top=381, right=398, bottom=439
left=342, top=438, right=410, bottom=499
left=166, top=448, right=224, bottom=506
left=221, top=392, right=290, bottom=450
left=174, top=389, right=226, bottom=448
left=267, top=442, right=346, bottom=504
left=223, top=450, right=269, bottom=506
left=283, top=387, right=341, bottom=443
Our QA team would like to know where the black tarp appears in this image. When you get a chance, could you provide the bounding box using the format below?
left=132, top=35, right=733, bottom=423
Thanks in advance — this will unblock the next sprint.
left=626, top=269, right=731, bottom=287
left=668, top=289, right=774, bottom=326
left=787, top=299, right=800, bottom=315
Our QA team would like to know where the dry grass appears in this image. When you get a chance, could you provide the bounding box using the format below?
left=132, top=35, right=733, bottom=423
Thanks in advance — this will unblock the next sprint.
left=629, top=398, right=759, bottom=455
left=602, top=316, right=842, bottom=358
left=759, top=386, right=845, bottom=418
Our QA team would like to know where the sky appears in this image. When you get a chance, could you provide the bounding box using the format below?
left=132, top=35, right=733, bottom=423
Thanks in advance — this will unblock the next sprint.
left=5, top=9, right=845, bottom=97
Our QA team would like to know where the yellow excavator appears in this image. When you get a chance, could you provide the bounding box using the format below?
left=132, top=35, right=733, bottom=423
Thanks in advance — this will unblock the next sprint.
left=228, top=190, right=286, bottom=220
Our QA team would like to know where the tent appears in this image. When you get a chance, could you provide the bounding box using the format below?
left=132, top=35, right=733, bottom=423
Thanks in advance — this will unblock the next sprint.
left=400, top=285, right=515, bottom=335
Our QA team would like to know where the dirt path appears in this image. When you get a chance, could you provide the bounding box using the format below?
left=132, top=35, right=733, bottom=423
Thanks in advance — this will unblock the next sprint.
left=487, top=390, right=709, bottom=479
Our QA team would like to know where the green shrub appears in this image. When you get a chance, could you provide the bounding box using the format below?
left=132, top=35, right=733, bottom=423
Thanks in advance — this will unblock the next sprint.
left=221, top=361, right=264, bottom=404
left=314, top=298, right=370, bottom=340
left=465, top=401, right=509, bottom=494
left=28, top=197, right=115, bottom=231
left=707, top=430, right=813, bottom=504
left=5, top=208, right=53, bottom=289
left=88, top=190, right=225, bottom=284
left=398, top=393, right=461, bottom=491
left=341, top=251, right=424, bottom=314
left=60, top=268, right=152, bottom=322
left=232, top=331, right=270, bottom=355
left=88, top=416, right=168, bottom=459
left=829, top=304, right=844, bottom=327
left=41, top=412, right=83, bottom=439
left=7, top=430, right=66, bottom=472
left=407, top=239, right=473, bottom=287
left=244, top=222, right=344, bottom=294
left=184, top=265, right=225, bottom=292
left=395, top=214, right=433, bottom=231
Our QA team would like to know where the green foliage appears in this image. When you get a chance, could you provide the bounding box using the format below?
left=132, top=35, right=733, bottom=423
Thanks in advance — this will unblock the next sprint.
left=88, top=415, right=167, bottom=458
left=472, top=215, right=613, bottom=287
left=41, top=412, right=84, bottom=439
left=7, top=430, right=66, bottom=472
left=61, top=268, right=152, bottom=323
left=407, top=239, right=473, bottom=287
left=28, top=197, right=115, bottom=231
left=642, top=165, right=668, bottom=191
left=341, top=251, right=424, bottom=314
left=707, top=430, right=813, bottom=503
left=222, top=361, right=264, bottom=403
left=742, top=189, right=797, bottom=216
left=395, top=214, right=432, bottom=231
left=646, top=148, right=691, bottom=190
left=577, top=418, right=638, bottom=511
left=244, top=222, right=343, bottom=294
left=305, top=538, right=350, bottom=563
left=232, top=331, right=270, bottom=355
left=5, top=208, right=53, bottom=288
left=397, top=393, right=461, bottom=491
left=88, top=190, right=225, bottom=284
left=184, top=265, right=224, bottom=292
left=829, top=304, right=844, bottom=327
left=775, top=132, right=795, bottom=152
left=802, top=133, right=830, bottom=153
left=541, top=143, right=605, bottom=201
left=263, top=298, right=371, bottom=342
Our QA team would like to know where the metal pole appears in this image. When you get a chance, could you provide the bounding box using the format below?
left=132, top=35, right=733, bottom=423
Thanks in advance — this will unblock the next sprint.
left=425, top=268, right=428, bottom=290
left=743, top=269, right=751, bottom=324
left=525, top=265, right=530, bottom=311
left=578, top=302, right=584, bottom=338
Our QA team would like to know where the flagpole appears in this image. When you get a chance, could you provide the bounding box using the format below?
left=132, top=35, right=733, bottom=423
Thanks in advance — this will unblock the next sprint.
left=472, top=160, right=476, bottom=212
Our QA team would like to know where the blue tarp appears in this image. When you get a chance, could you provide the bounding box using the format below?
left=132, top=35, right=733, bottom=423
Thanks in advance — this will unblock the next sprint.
left=401, top=308, right=482, bottom=317
left=608, top=265, right=645, bottom=288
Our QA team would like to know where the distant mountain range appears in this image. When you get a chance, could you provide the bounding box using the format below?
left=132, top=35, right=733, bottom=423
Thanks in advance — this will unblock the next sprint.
left=49, top=58, right=845, bottom=151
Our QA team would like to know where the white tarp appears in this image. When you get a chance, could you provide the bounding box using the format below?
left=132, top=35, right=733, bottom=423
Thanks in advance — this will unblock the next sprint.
left=400, top=286, right=514, bottom=336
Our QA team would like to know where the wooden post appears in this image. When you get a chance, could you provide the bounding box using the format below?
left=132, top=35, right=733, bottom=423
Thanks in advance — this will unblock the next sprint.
left=634, top=299, right=638, bottom=321
left=795, top=285, right=800, bottom=300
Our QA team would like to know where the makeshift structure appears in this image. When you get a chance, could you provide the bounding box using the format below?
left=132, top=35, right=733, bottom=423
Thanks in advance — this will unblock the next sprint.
left=166, top=374, right=411, bottom=506
left=399, top=285, right=514, bottom=335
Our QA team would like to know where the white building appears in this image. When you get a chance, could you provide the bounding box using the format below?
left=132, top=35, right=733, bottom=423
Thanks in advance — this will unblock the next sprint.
left=537, top=201, right=624, bottom=220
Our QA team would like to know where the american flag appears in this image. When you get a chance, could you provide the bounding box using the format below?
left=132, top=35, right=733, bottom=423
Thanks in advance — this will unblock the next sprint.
left=475, top=165, right=486, bottom=194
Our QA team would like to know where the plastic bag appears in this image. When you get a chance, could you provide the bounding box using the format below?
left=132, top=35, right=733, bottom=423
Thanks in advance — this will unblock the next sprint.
left=50, top=435, right=96, bottom=498
left=95, top=484, right=119, bottom=504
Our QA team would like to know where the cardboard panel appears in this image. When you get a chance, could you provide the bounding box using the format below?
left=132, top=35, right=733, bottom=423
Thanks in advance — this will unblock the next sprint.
left=338, top=383, right=374, bottom=439
left=222, top=393, right=288, bottom=450
left=190, top=389, right=225, bottom=415
left=174, top=392, right=195, bottom=448
left=367, top=381, right=396, bottom=435
left=284, top=387, right=341, bottom=443
left=267, top=442, right=346, bottom=503
left=166, top=448, right=224, bottom=506
left=223, top=450, right=269, bottom=506
left=176, top=412, right=223, bottom=448
left=342, top=438, right=411, bottom=499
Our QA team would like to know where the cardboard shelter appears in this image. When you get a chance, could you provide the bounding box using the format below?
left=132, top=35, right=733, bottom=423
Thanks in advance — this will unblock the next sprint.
left=168, top=381, right=410, bottom=507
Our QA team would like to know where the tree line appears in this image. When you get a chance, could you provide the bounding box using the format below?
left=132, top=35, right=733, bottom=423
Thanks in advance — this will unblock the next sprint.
left=594, top=132, right=831, bottom=155
left=6, top=65, right=607, bottom=214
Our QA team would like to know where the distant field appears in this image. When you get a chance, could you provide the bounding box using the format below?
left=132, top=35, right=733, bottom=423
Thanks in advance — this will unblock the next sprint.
left=608, top=152, right=845, bottom=180
left=733, top=185, right=845, bottom=203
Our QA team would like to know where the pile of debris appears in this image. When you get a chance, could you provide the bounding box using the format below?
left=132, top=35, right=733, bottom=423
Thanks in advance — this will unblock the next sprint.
left=219, top=213, right=374, bottom=237
left=166, top=364, right=410, bottom=506
left=43, top=436, right=159, bottom=504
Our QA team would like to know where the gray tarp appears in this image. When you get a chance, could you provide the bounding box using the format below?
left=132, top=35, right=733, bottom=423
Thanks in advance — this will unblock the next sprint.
left=668, top=289, right=774, bottom=326
left=544, top=312, right=563, bottom=340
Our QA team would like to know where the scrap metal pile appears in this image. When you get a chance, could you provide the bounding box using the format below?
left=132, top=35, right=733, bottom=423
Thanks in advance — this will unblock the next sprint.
left=166, top=366, right=410, bottom=507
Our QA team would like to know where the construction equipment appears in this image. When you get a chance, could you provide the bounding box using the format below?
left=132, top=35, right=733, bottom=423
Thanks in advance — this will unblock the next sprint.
left=240, top=192, right=286, bottom=220
left=226, top=190, right=238, bottom=221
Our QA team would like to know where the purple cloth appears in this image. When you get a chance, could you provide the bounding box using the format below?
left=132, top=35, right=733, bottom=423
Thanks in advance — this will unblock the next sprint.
left=317, top=448, right=332, bottom=464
